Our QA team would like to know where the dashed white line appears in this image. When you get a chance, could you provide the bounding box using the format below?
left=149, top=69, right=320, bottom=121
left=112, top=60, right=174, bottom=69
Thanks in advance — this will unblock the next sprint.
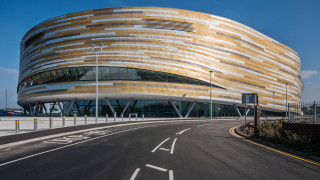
left=170, top=138, right=177, bottom=154
left=159, top=148, right=170, bottom=151
left=197, top=123, right=213, bottom=127
left=130, top=168, right=140, bottom=180
left=151, top=138, right=170, bottom=153
left=169, top=170, right=174, bottom=180
left=145, top=164, right=168, bottom=172
left=176, top=128, right=191, bottom=135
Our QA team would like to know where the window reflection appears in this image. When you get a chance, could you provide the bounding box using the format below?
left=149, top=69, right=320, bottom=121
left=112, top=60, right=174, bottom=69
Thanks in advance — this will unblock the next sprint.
left=18, top=67, right=213, bottom=92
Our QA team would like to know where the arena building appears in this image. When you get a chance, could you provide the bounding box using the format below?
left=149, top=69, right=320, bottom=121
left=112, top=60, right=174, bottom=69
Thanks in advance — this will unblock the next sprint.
left=18, top=7, right=303, bottom=117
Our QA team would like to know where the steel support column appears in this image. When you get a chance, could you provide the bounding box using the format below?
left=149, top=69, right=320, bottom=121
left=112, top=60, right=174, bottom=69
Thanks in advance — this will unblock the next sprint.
left=49, top=102, right=56, bottom=114
left=245, top=106, right=251, bottom=116
left=56, top=100, right=63, bottom=117
left=43, top=103, right=48, bottom=116
left=105, top=97, right=115, bottom=114
left=169, top=100, right=183, bottom=118
left=234, top=105, right=242, bottom=118
left=121, top=98, right=133, bottom=115
left=67, top=99, right=76, bottom=115
left=185, top=101, right=196, bottom=118
left=34, top=102, right=39, bottom=116
left=29, top=104, right=33, bottom=116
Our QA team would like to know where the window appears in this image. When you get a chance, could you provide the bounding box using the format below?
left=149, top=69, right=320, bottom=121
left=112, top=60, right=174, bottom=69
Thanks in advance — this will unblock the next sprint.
left=18, top=66, right=222, bottom=92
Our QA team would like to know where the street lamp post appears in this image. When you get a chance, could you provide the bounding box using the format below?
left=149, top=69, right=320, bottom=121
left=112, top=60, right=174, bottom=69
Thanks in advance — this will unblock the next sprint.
left=209, top=71, right=213, bottom=120
left=90, top=43, right=105, bottom=123
left=273, top=92, right=275, bottom=110
left=285, top=82, right=288, bottom=117
left=5, top=89, right=7, bottom=113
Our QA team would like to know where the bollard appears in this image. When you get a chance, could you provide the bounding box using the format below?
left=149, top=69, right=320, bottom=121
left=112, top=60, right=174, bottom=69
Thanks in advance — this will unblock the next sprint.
left=136, top=114, right=138, bottom=121
left=15, top=120, right=20, bottom=134
left=114, top=113, right=116, bottom=122
left=34, top=118, right=38, bottom=131
left=74, top=115, right=77, bottom=126
left=84, top=115, right=87, bottom=125
left=129, top=114, right=131, bottom=122
left=121, top=114, right=124, bottom=121
left=106, top=114, right=108, bottom=122
left=62, top=116, right=66, bottom=127
left=142, top=114, right=144, bottom=121
left=49, top=116, right=53, bottom=129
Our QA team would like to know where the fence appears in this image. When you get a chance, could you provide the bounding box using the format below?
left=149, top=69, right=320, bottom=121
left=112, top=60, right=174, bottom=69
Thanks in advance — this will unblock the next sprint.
left=288, top=101, right=320, bottom=124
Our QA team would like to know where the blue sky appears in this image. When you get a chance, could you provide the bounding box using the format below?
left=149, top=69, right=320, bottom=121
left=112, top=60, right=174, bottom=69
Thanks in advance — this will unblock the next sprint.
left=0, top=0, right=319, bottom=108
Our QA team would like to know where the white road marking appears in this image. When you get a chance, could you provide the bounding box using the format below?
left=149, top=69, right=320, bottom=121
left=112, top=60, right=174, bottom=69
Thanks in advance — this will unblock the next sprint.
left=145, top=164, right=167, bottom=172
left=169, top=170, right=174, bottom=180
left=130, top=168, right=140, bottom=180
left=43, top=135, right=90, bottom=144
left=170, top=138, right=177, bottom=154
left=43, top=141, right=71, bottom=145
left=0, top=148, right=11, bottom=152
left=0, top=123, right=172, bottom=167
left=176, top=128, right=191, bottom=135
left=151, top=138, right=170, bottom=153
left=0, top=119, right=200, bottom=150
left=197, top=123, right=213, bottom=127
left=159, top=148, right=170, bottom=151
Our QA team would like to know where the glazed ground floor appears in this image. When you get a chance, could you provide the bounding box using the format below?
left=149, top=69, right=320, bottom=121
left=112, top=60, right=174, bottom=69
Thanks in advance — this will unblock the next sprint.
left=24, top=99, right=285, bottom=118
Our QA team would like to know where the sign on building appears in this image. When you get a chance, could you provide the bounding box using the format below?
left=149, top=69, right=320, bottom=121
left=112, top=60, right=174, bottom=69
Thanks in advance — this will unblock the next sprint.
left=242, top=93, right=258, bottom=104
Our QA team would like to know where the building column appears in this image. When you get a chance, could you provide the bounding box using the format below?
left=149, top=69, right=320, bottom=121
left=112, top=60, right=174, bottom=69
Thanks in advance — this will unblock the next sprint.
left=185, top=101, right=197, bottom=118
left=50, top=102, right=56, bottom=115
left=245, top=106, right=251, bottom=116
left=169, top=100, right=183, bottom=118
left=56, top=100, right=63, bottom=117
left=67, top=99, right=76, bottom=116
left=234, top=104, right=242, bottom=118
left=105, top=97, right=115, bottom=114
left=121, top=98, right=133, bottom=115
left=43, top=103, right=49, bottom=116
left=29, top=104, right=33, bottom=116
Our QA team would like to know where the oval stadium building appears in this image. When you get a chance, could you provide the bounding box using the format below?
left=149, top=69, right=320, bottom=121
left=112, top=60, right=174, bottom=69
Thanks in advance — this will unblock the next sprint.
left=18, top=7, right=303, bottom=117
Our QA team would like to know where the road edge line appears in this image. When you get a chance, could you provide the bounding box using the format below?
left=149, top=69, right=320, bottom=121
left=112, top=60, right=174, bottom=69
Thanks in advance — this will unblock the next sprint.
left=229, top=126, right=320, bottom=166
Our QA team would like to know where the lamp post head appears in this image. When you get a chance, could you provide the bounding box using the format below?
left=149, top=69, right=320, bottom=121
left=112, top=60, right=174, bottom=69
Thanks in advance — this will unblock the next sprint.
left=209, top=70, right=213, bottom=74
left=90, top=44, right=96, bottom=52
left=98, top=43, right=104, bottom=47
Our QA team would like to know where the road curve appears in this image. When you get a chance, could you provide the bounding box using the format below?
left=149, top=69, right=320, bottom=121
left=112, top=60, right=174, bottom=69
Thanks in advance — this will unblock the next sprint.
left=0, top=120, right=319, bottom=179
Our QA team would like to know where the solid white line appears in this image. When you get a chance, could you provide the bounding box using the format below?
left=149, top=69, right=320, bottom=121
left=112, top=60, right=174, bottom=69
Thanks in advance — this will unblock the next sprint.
left=197, top=123, right=213, bottom=127
left=159, top=148, right=170, bottom=151
left=169, top=170, right=174, bottom=180
left=145, top=164, right=167, bottom=172
left=130, top=168, right=140, bottom=180
left=0, top=124, right=170, bottom=167
left=151, top=138, right=170, bottom=153
left=176, top=128, right=191, bottom=135
left=170, top=138, right=177, bottom=154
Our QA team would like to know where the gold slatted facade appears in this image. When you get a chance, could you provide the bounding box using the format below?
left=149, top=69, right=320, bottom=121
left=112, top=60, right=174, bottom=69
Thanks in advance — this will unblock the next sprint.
left=18, top=7, right=303, bottom=112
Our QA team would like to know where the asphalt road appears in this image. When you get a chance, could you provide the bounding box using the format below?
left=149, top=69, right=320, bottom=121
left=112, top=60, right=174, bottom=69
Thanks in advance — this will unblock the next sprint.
left=0, top=119, right=319, bottom=179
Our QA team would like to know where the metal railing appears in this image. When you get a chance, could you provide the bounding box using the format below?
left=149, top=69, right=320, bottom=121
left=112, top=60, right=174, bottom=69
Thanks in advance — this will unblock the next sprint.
left=288, top=101, right=320, bottom=124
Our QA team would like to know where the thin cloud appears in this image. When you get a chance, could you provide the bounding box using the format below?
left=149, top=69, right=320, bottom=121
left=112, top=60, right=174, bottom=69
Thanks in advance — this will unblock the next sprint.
left=301, top=70, right=318, bottom=79
left=0, top=66, right=18, bottom=79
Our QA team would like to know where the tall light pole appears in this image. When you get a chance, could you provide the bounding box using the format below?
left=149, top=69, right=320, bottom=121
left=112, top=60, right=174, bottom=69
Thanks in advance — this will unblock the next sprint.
left=5, top=89, right=7, bottom=112
left=273, top=92, right=275, bottom=110
left=209, top=71, right=213, bottom=120
left=285, top=82, right=288, bottom=117
left=90, top=43, right=105, bottom=123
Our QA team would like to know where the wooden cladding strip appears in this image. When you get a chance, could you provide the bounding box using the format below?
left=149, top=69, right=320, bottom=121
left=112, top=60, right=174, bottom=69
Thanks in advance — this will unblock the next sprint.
left=18, top=7, right=303, bottom=110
